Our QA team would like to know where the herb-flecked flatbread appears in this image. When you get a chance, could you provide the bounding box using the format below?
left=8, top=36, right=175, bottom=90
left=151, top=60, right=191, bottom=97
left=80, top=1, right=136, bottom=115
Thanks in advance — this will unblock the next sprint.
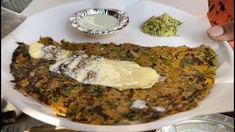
left=10, top=37, right=216, bottom=125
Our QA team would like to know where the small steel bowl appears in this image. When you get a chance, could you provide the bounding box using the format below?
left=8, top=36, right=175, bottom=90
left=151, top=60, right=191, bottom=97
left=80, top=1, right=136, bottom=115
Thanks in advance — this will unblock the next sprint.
left=69, top=8, right=129, bottom=38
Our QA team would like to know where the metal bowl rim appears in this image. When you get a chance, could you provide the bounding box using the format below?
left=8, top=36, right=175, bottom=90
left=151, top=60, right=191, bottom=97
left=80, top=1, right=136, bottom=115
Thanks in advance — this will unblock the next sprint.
left=69, top=8, right=129, bottom=35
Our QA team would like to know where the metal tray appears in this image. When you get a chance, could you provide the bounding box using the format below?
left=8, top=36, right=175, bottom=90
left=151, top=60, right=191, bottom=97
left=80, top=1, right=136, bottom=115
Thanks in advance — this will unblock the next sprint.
left=157, top=114, right=234, bottom=132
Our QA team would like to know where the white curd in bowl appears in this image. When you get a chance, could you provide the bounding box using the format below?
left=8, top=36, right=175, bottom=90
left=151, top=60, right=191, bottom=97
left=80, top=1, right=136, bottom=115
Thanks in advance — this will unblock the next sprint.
left=78, top=14, right=119, bottom=30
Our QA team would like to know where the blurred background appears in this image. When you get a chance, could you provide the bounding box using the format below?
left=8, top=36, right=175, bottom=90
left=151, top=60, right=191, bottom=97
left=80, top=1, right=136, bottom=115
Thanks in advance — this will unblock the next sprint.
left=1, top=0, right=32, bottom=12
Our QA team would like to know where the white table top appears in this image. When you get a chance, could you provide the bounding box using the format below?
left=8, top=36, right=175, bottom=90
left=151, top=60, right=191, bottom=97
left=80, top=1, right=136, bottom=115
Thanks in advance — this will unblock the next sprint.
left=21, top=0, right=208, bottom=17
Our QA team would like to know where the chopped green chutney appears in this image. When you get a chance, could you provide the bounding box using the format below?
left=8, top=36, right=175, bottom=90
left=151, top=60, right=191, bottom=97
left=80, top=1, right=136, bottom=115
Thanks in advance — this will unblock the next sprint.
left=142, top=13, right=182, bottom=37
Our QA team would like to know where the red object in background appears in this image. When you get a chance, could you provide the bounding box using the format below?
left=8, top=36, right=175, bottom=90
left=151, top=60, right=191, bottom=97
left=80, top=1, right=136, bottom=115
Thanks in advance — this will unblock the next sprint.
left=230, top=41, right=234, bottom=48
left=207, top=0, right=234, bottom=48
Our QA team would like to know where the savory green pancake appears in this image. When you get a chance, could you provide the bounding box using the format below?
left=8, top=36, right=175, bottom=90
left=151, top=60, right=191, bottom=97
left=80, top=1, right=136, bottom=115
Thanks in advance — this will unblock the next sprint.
left=10, top=37, right=216, bottom=125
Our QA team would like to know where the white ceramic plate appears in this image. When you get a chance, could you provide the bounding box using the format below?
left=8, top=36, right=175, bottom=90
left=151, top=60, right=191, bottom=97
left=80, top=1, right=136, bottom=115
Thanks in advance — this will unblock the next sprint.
left=1, top=0, right=234, bottom=131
